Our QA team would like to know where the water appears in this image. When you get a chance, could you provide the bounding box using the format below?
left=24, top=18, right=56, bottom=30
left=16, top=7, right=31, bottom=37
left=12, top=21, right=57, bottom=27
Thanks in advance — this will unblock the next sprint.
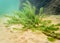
left=0, top=0, right=19, bottom=16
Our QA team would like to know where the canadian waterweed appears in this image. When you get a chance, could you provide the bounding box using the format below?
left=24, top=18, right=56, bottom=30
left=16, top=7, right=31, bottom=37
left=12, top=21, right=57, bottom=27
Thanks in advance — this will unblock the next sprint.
left=5, top=1, right=60, bottom=42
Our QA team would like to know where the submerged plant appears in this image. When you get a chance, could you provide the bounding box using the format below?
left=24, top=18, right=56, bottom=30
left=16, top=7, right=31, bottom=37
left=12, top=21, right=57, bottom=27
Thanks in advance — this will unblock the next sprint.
left=5, top=1, right=60, bottom=42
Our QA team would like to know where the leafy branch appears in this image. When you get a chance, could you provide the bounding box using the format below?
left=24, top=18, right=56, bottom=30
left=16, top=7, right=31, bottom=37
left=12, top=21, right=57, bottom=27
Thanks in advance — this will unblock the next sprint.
left=5, top=1, right=60, bottom=42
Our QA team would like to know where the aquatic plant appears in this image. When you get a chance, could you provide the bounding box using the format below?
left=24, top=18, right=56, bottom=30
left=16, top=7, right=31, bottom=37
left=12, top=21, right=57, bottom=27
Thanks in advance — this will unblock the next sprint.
left=5, top=1, right=60, bottom=42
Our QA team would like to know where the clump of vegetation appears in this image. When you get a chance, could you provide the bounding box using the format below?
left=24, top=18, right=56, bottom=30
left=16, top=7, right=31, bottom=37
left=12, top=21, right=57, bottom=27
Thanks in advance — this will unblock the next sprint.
left=5, top=1, right=60, bottom=42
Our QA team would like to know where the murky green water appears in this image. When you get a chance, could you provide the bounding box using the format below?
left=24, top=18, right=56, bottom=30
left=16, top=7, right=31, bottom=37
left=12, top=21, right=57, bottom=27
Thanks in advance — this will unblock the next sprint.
left=0, top=0, right=19, bottom=17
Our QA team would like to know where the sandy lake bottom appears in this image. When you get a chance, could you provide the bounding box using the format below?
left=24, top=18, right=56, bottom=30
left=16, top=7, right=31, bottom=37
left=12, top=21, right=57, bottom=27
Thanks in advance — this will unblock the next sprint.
left=0, top=15, right=60, bottom=43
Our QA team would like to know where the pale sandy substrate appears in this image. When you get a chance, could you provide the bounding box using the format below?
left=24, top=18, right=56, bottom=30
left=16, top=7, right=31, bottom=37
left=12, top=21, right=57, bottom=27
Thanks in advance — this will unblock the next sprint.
left=0, top=15, right=60, bottom=43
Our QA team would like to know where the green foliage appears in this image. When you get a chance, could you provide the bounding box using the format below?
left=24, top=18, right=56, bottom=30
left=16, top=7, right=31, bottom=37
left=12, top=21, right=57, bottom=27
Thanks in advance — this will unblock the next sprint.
left=5, top=1, right=60, bottom=42
left=47, top=37, right=56, bottom=42
left=55, top=23, right=60, bottom=26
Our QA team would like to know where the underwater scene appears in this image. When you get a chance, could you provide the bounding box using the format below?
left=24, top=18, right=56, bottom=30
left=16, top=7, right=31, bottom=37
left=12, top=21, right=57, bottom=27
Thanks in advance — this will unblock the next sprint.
left=0, top=0, right=60, bottom=43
